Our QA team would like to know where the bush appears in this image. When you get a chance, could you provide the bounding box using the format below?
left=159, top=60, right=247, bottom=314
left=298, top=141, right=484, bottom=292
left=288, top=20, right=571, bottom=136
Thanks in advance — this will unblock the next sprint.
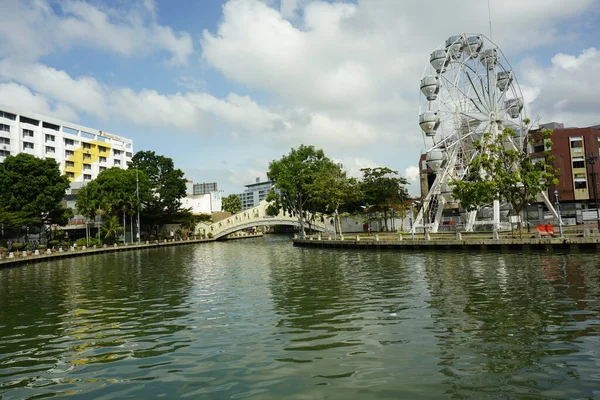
left=207, top=232, right=213, bottom=239
left=75, top=237, right=102, bottom=247
left=11, top=242, right=22, bottom=251
left=37, top=244, right=47, bottom=250
left=49, top=240, right=59, bottom=248
left=0, top=246, right=7, bottom=254
left=25, top=242, right=34, bottom=251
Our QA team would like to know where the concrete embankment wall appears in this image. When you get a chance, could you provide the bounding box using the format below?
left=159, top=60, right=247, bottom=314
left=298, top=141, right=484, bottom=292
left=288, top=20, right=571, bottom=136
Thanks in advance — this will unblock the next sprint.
left=0, top=233, right=263, bottom=268
left=293, top=235, right=600, bottom=252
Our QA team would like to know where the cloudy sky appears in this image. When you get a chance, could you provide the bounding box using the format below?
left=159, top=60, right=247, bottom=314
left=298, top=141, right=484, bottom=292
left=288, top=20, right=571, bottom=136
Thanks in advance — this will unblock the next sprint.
left=0, top=0, right=598, bottom=196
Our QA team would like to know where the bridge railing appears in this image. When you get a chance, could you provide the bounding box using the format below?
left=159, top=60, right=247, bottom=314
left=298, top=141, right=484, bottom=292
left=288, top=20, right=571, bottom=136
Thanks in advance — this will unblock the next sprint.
left=194, top=200, right=334, bottom=239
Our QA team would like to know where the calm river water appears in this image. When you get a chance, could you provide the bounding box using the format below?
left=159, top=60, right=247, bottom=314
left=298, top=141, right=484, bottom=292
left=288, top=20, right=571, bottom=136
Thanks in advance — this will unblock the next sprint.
left=1, top=235, right=599, bottom=399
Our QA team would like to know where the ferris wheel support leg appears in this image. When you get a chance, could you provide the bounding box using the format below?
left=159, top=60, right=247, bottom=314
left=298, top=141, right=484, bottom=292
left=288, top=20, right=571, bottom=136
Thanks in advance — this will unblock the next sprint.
left=540, top=191, right=559, bottom=219
left=430, top=197, right=446, bottom=233
left=465, top=210, right=477, bottom=232
left=493, top=199, right=500, bottom=231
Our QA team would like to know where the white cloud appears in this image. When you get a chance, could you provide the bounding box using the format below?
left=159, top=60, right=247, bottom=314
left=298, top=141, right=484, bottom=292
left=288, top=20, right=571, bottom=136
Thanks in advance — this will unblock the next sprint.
left=521, top=48, right=600, bottom=127
left=0, top=0, right=194, bottom=65
left=0, top=83, right=78, bottom=121
left=201, top=0, right=599, bottom=161
left=0, top=60, right=285, bottom=135
left=1, top=0, right=599, bottom=197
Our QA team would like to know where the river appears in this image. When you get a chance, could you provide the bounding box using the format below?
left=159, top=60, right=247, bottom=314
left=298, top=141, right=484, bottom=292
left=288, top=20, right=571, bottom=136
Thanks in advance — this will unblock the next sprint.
left=1, top=235, right=599, bottom=399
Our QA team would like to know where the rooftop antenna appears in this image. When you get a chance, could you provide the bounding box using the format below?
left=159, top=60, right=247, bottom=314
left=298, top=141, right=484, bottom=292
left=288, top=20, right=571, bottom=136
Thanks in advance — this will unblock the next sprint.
left=487, top=0, right=493, bottom=40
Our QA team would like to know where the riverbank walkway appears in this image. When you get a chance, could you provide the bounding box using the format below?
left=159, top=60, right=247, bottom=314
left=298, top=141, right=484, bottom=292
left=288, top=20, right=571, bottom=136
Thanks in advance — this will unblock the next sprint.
left=294, top=228, right=600, bottom=251
left=0, top=232, right=263, bottom=268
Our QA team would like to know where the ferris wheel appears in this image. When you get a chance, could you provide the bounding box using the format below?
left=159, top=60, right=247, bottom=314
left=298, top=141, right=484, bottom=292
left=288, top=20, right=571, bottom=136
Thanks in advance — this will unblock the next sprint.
left=414, top=34, right=529, bottom=232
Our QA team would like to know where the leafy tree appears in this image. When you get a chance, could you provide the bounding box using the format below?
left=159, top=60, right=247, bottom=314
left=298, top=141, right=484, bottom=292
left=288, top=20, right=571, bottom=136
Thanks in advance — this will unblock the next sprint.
left=305, top=163, right=362, bottom=237
left=451, top=127, right=558, bottom=232
left=101, top=215, right=123, bottom=244
left=130, top=151, right=189, bottom=234
left=76, top=167, right=151, bottom=238
left=0, top=153, right=72, bottom=234
left=267, top=145, right=338, bottom=237
left=359, top=167, right=409, bottom=231
left=222, top=194, right=242, bottom=214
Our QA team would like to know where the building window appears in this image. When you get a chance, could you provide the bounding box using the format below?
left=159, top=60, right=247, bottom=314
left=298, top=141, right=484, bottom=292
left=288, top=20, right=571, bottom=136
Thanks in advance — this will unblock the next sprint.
left=83, top=143, right=91, bottom=149
left=45, top=146, right=55, bottom=153
left=65, top=150, right=74, bottom=157
left=0, top=137, right=9, bottom=145
left=84, top=174, right=92, bottom=181
left=42, top=121, right=59, bottom=131
left=532, top=142, right=545, bottom=153
left=99, top=166, right=107, bottom=172
left=0, top=124, right=10, bottom=132
left=570, top=140, right=583, bottom=148
left=19, top=116, right=39, bottom=126
left=113, top=149, right=121, bottom=156
left=99, top=146, right=108, bottom=153
left=45, top=134, right=55, bottom=142
left=575, top=181, right=587, bottom=189
left=22, top=129, right=34, bottom=137
left=573, top=160, right=585, bottom=169
left=83, top=153, right=91, bottom=160
left=99, top=156, right=107, bottom=163
left=66, top=172, right=75, bottom=178
left=126, top=152, right=132, bottom=157
left=65, top=138, right=75, bottom=146
left=66, top=161, right=75, bottom=168
left=23, top=142, right=34, bottom=150
left=0, top=111, right=16, bottom=120
left=0, top=149, right=10, bottom=157
left=114, top=159, right=121, bottom=165
left=83, top=163, right=91, bottom=170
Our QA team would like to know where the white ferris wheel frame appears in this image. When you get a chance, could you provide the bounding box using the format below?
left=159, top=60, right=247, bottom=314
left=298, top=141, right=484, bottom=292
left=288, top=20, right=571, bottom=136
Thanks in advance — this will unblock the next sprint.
left=414, top=33, right=535, bottom=233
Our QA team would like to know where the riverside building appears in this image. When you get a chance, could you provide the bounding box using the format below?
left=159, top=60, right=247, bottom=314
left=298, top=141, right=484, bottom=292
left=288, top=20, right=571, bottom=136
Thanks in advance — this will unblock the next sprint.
left=0, top=105, right=133, bottom=194
left=238, top=178, right=274, bottom=210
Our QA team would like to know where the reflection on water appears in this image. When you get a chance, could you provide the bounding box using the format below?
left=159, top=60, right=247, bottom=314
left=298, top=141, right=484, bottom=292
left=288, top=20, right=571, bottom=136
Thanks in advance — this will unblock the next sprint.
left=1, top=236, right=599, bottom=399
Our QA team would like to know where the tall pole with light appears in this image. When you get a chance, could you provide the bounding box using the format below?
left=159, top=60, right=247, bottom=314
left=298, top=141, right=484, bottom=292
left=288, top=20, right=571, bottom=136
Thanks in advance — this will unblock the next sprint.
left=410, top=203, right=415, bottom=240
left=554, top=189, right=563, bottom=238
left=585, top=153, right=600, bottom=231
left=136, top=166, right=140, bottom=244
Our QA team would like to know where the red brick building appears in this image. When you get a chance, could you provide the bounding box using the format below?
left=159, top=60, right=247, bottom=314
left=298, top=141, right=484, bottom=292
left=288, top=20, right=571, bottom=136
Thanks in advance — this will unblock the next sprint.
left=536, top=126, right=600, bottom=204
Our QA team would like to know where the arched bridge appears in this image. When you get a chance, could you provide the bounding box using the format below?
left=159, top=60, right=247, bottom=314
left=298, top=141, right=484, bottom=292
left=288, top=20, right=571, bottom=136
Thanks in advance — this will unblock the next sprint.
left=194, top=200, right=334, bottom=240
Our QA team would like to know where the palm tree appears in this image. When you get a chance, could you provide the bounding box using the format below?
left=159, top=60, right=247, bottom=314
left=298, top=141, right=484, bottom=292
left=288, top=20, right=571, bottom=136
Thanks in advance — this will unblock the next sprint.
left=101, top=215, right=123, bottom=244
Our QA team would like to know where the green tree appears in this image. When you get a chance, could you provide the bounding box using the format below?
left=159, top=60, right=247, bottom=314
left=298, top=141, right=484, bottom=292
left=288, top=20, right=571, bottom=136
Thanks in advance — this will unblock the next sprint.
left=359, top=167, right=409, bottom=231
left=130, top=151, right=189, bottom=234
left=0, top=153, right=72, bottom=234
left=267, top=145, right=338, bottom=237
left=305, top=163, right=362, bottom=237
left=76, top=167, right=151, bottom=239
left=100, top=215, right=123, bottom=244
left=451, top=127, right=558, bottom=232
left=222, top=194, right=242, bottom=214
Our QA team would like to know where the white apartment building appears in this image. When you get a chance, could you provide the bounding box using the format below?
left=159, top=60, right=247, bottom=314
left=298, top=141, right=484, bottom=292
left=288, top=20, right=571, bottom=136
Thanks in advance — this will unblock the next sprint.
left=181, top=192, right=223, bottom=215
left=0, top=104, right=133, bottom=192
left=237, top=178, right=274, bottom=210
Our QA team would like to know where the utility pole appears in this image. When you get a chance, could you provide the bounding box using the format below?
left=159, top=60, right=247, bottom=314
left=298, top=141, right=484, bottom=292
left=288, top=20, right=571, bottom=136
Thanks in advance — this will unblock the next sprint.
left=136, top=167, right=141, bottom=244
left=554, top=189, right=563, bottom=238
left=586, top=153, right=600, bottom=231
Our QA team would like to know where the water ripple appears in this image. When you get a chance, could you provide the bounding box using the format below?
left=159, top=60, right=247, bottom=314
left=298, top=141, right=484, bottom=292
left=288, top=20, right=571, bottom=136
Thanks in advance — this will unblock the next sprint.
left=1, top=239, right=600, bottom=399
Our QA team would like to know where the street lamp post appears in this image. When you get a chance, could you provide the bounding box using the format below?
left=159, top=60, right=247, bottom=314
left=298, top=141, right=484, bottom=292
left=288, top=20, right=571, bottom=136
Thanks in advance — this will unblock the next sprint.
left=410, top=203, right=415, bottom=240
left=554, top=189, right=563, bottom=238
left=136, top=167, right=141, bottom=244
left=333, top=209, right=338, bottom=240
left=525, top=203, right=530, bottom=233
left=585, top=153, right=600, bottom=231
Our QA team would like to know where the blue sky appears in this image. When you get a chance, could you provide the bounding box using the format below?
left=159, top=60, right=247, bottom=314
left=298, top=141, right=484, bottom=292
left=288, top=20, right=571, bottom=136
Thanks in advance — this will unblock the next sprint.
left=0, top=0, right=599, bottom=196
